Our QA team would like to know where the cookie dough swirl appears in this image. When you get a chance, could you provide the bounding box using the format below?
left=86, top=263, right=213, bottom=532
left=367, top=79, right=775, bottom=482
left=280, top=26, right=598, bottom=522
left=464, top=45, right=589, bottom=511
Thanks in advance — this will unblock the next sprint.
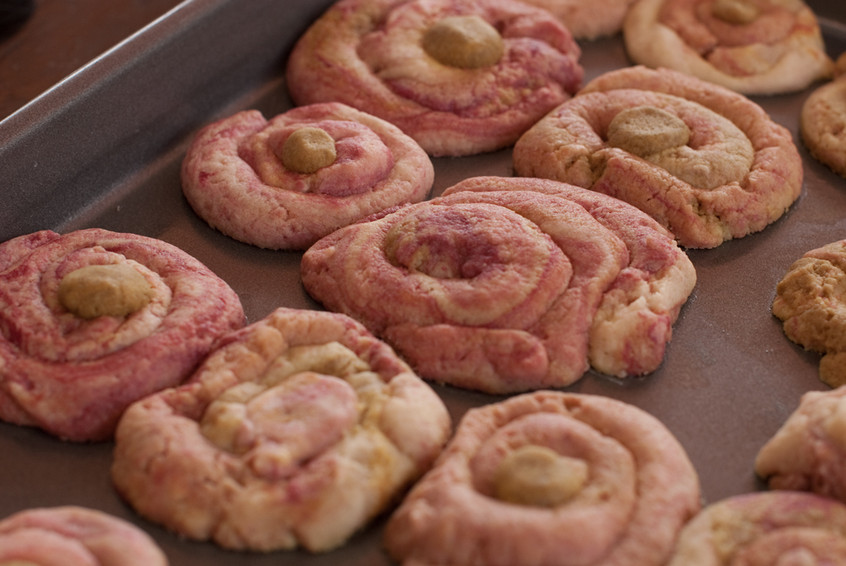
left=111, top=307, right=451, bottom=553
left=514, top=66, right=802, bottom=249
left=666, top=491, right=846, bottom=565
left=756, top=386, right=846, bottom=502
left=301, top=176, right=696, bottom=393
left=0, top=228, right=245, bottom=441
left=384, top=391, right=701, bottom=566
left=181, top=102, right=434, bottom=250
left=622, top=0, right=832, bottom=95
left=285, top=0, right=583, bottom=157
left=0, top=506, right=168, bottom=566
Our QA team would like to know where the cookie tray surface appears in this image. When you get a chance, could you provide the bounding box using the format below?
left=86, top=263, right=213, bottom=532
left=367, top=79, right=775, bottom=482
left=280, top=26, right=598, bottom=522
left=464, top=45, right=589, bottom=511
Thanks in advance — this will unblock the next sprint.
left=0, top=0, right=845, bottom=563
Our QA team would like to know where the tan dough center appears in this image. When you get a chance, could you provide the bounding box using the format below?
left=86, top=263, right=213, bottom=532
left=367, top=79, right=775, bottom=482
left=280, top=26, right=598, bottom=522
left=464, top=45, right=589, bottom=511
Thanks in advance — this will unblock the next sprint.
left=493, top=444, right=589, bottom=507
left=280, top=126, right=337, bottom=174
left=422, top=15, right=504, bottom=69
left=58, top=263, right=154, bottom=319
left=607, top=105, right=691, bottom=157
left=711, top=0, right=760, bottom=25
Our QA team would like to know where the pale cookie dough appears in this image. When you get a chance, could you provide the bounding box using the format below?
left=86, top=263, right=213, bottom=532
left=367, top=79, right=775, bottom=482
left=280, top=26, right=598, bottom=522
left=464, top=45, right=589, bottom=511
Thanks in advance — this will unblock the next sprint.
left=520, top=0, right=637, bottom=39
left=111, top=307, right=451, bottom=553
left=801, top=74, right=846, bottom=178
left=0, top=506, right=167, bottom=566
left=301, top=176, right=696, bottom=394
left=772, top=240, right=846, bottom=388
left=181, top=102, right=433, bottom=250
left=384, top=391, right=701, bottom=566
left=756, top=385, right=846, bottom=502
left=0, top=228, right=245, bottom=441
left=285, top=0, right=583, bottom=157
left=513, top=66, right=802, bottom=249
left=666, top=491, right=846, bottom=565
left=622, top=0, right=833, bottom=95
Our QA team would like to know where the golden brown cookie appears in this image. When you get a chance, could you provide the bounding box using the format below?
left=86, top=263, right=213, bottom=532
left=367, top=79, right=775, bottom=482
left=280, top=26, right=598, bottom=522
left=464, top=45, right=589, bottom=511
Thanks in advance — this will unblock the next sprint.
left=772, top=240, right=846, bottom=388
left=111, top=307, right=451, bottom=553
left=384, top=391, right=701, bottom=566
left=622, top=0, right=833, bottom=95
left=801, top=74, right=846, bottom=178
left=513, top=66, right=802, bottom=249
left=285, top=0, right=583, bottom=157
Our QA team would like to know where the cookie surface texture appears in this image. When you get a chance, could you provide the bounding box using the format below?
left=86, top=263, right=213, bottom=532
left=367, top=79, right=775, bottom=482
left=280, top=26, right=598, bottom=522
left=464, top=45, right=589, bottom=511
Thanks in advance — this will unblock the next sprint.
left=513, top=65, right=802, bottom=249
left=0, top=506, right=168, bottom=565
left=301, top=176, right=696, bottom=393
left=520, top=0, right=637, bottom=39
left=801, top=75, right=846, bottom=178
left=772, top=239, right=846, bottom=387
left=0, top=228, right=245, bottom=442
left=666, top=491, right=846, bottom=565
left=181, top=102, right=434, bottom=250
left=756, top=385, right=846, bottom=501
left=285, top=0, right=583, bottom=157
left=111, top=307, right=451, bottom=553
left=622, top=0, right=832, bottom=95
left=384, top=391, right=701, bottom=566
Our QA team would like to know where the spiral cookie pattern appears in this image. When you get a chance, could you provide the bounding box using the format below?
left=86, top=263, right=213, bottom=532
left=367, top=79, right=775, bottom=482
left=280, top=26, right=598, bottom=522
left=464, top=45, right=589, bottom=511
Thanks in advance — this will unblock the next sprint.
left=301, top=176, right=695, bottom=393
left=756, top=386, right=846, bottom=502
left=181, top=102, right=433, bottom=250
left=384, top=391, right=701, bottom=566
left=514, top=66, right=802, bottom=249
left=0, top=228, right=244, bottom=441
left=666, top=491, right=846, bottom=565
left=0, top=506, right=168, bottom=566
left=519, top=0, right=637, bottom=39
left=285, top=0, right=583, bottom=157
left=622, top=0, right=832, bottom=95
left=111, top=307, right=451, bottom=553
left=772, top=240, right=846, bottom=388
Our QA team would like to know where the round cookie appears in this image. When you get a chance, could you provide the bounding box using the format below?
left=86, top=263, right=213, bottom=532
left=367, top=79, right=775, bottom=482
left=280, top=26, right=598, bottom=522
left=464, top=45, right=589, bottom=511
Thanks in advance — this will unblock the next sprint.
left=666, top=491, right=846, bottom=565
left=181, top=102, right=434, bottom=250
left=771, top=240, right=846, bottom=388
left=111, top=307, right=451, bottom=553
left=801, top=74, right=846, bottom=178
left=0, top=506, right=167, bottom=565
left=384, top=391, right=701, bottom=566
left=756, top=385, right=846, bottom=502
left=0, top=228, right=245, bottom=442
left=301, top=176, right=696, bottom=393
left=622, top=0, right=833, bottom=95
left=513, top=65, right=802, bottom=249
left=520, top=0, right=637, bottom=40
left=285, top=0, right=583, bottom=157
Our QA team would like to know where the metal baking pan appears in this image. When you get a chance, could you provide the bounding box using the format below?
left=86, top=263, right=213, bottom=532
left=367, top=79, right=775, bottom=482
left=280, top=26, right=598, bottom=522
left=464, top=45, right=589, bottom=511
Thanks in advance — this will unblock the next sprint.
left=0, top=0, right=845, bottom=563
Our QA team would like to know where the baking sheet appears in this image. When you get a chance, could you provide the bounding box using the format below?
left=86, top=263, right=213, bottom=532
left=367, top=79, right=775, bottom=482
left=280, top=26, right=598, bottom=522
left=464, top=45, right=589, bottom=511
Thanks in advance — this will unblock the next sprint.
left=0, top=0, right=845, bottom=563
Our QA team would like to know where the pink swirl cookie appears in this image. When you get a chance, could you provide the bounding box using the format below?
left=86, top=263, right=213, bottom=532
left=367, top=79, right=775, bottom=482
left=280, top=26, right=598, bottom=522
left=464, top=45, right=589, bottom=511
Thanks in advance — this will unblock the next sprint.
left=285, top=0, right=583, bottom=157
left=622, top=0, right=833, bottom=95
left=755, top=385, right=846, bottom=501
left=0, top=228, right=244, bottom=442
left=513, top=66, right=802, bottom=249
left=384, top=391, right=701, bottom=566
left=0, top=506, right=167, bottom=565
left=666, top=491, right=846, bottom=565
left=111, top=307, right=451, bottom=553
left=301, top=176, right=696, bottom=393
left=181, top=102, right=433, bottom=250
left=520, top=0, right=637, bottom=39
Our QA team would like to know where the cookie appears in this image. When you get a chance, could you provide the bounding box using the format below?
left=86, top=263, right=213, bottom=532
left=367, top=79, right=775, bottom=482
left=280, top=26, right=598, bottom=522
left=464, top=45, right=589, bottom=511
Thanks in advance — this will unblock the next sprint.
left=520, top=0, right=637, bottom=40
left=0, top=228, right=244, bottom=441
left=622, top=0, right=833, bottom=95
left=0, top=506, right=167, bottom=565
left=756, top=386, right=846, bottom=501
left=666, top=491, right=846, bottom=565
left=301, top=176, right=696, bottom=393
left=285, top=0, right=583, bottom=157
left=801, top=75, right=846, bottom=178
left=111, top=307, right=451, bottom=553
left=513, top=65, right=802, bottom=249
left=384, top=391, right=701, bottom=566
left=181, top=102, right=434, bottom=250
left=772, top=240, right=846, bottom=388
